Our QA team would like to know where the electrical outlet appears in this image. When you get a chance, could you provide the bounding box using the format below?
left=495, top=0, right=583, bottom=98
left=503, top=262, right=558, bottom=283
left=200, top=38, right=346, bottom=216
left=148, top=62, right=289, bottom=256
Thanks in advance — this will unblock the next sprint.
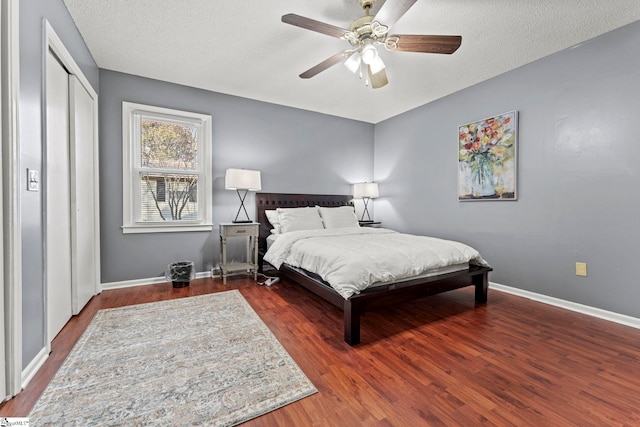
left=575, top=262, right=587, bottom=277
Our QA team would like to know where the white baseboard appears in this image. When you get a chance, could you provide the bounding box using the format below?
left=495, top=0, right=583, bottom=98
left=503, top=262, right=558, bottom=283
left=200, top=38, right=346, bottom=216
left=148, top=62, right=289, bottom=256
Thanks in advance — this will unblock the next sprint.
left=490, top=282, right=640, bottom=330
left=101, top=270, right=213, bottom=290
left=21, top=346, right=49, bottom=389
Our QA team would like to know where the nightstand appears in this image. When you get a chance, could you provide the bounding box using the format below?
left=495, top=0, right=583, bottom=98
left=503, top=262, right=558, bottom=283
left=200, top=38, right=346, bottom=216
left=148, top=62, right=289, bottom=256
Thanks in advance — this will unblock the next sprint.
left=219, top=222, right=259, bottom=285
left=359, top=221, right=381, bottom=227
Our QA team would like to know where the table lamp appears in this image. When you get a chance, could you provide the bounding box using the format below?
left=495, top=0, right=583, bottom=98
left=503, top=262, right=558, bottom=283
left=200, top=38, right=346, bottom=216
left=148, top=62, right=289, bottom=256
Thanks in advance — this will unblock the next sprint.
left=353, top=182, right=379, bottom=222
left=225, top=169, right=261, bottom=223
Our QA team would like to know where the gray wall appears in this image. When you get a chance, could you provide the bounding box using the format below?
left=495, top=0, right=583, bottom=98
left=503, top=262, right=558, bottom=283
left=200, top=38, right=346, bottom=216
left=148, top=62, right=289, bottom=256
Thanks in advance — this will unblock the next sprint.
left=99, top=70, right=374, bottom=284
left=374, top=20, right=640, bottom=318
left=19, top=0, right=99, bottom=366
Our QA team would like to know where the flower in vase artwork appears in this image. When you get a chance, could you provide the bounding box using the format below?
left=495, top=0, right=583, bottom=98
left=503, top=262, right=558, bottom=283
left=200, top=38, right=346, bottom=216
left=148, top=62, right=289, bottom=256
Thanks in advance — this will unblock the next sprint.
left=458, top=110, right=517, bottom=200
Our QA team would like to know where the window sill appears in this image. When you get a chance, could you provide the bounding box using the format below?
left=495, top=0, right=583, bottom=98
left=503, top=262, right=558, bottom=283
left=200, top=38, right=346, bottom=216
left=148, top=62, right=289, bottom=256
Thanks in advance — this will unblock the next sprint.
left=122, top=223, right=213, bottom=234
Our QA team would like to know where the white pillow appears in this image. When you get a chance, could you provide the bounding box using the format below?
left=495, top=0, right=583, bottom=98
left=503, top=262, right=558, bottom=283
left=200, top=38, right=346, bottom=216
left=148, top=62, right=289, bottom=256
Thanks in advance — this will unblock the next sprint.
left=264, top=210, right=281, bottom=234
left=276, top=207, right=324, bottom=233
left=317, top=206, right=359, bottom=229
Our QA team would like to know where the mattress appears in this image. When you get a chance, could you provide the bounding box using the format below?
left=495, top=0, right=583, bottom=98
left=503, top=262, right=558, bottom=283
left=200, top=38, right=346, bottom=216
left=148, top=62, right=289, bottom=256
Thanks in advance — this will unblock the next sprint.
left=264, top=228, right=489, bottom=299
left=286, top=262, right=470, bottom=291
left=368, top=262, right=470, bottom=289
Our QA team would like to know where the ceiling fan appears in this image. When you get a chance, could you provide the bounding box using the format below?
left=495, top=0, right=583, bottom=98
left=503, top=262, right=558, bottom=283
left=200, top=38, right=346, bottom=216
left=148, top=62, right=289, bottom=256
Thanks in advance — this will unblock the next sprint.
left=282, top=0, right=462, bottom=89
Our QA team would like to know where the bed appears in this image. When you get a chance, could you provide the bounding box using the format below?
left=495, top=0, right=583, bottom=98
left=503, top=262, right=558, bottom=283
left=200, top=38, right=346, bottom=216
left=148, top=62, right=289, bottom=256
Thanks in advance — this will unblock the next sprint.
left=255, top=192, right=492, bottom=345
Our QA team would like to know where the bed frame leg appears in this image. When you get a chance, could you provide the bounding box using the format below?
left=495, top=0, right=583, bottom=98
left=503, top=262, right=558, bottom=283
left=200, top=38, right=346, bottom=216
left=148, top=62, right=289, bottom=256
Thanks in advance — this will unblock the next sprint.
left=474, top=271, right=488, bottom=303
left=344, top=300, right=360, bottom=346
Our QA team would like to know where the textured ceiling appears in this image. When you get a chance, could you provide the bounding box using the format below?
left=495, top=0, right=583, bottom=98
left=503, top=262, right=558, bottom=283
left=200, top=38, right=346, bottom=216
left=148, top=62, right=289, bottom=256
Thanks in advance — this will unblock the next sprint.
left=63, top=0, right=640, bottom=123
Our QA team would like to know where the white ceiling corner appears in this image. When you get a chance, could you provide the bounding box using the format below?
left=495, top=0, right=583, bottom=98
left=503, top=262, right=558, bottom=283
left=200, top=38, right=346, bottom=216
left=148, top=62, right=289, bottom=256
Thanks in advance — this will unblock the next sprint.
left=63, top=0, right=640, bottom=123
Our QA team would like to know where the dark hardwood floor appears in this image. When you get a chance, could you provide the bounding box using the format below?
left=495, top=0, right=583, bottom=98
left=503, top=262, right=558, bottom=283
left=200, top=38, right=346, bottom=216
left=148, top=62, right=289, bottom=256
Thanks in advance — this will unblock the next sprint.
left=2, top=276, right=640, bottom=425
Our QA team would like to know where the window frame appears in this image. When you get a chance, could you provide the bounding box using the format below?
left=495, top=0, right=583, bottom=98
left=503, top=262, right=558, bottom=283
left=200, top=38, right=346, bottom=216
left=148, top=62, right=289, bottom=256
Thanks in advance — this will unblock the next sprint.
left=122, top=102, right=212, bottom=234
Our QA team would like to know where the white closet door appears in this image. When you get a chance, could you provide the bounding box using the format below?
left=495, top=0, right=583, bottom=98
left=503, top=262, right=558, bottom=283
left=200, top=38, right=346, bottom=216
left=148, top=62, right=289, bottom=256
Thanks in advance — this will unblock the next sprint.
left=46, top=50, right=72, bottom=340
left=69, top=75, right=97, bottom=314
left=0, top=1, right=6, bottom=397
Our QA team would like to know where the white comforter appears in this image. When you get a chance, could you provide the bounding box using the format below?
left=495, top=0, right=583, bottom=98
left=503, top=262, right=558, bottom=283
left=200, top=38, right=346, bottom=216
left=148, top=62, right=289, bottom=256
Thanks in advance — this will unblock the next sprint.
left=264, top=228, right=489, bottom=299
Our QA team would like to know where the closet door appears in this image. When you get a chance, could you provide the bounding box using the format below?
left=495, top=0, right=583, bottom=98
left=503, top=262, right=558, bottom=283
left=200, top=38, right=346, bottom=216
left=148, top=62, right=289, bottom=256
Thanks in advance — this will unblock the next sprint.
left=69, top=75, right=97, bottom=314
left=45, top=49, right=72, bottom=340
left=0, top=2, right=6, bottom=396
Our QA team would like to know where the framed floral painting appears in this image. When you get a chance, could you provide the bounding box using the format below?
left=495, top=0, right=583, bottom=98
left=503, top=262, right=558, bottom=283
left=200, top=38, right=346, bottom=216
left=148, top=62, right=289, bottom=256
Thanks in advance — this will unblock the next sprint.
left=458, top=110, right=517, bottom=201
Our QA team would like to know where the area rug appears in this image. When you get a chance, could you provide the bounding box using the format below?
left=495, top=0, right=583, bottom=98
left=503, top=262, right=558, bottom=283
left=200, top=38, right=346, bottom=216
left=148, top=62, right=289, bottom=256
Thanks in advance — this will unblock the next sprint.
left=29, top=290, right=317, bottom=426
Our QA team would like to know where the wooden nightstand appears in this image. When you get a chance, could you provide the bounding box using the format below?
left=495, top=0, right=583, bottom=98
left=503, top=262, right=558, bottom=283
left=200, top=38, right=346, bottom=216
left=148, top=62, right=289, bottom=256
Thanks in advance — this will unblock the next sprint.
left=219, top=222, right=259, bottom=285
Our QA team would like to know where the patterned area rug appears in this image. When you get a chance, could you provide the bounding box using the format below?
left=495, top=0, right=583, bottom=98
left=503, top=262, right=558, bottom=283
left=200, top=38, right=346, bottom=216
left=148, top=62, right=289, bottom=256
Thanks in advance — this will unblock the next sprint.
left=29, top=291, right=317, bottom=426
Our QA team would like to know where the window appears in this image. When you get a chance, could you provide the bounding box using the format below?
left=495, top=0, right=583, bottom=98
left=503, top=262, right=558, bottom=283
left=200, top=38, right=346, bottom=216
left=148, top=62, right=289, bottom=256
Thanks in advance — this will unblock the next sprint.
left=122, top=102, right=212, bottom=233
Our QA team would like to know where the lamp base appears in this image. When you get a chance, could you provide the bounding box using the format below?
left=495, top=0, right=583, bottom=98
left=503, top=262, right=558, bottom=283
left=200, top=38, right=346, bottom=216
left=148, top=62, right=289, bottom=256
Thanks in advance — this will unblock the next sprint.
left=232, top=220, right=252, bottom=223
left=360, top=197, right=373, bottom=222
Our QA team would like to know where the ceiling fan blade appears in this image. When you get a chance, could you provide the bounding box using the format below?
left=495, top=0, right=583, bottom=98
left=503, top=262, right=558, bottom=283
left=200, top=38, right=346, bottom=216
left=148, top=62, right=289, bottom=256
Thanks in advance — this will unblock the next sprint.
left=368, top=66, right=388, bottom=89
left=373, top=0, right=417, bottom=28
left=300, top=50, right=351, bottom=79
left=282, top=13, right=348, bottom=38
left=386, top=35, right=462, bottom=54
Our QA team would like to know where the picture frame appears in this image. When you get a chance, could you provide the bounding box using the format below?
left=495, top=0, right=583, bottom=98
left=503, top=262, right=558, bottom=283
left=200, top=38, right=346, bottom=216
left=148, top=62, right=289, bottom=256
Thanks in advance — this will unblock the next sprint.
left=458, top=110, right=518, bottom=201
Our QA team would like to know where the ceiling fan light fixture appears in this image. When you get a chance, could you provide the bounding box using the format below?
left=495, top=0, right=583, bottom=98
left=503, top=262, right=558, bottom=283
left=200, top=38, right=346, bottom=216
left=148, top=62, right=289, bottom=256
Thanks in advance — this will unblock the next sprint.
left=344, top=51, right=362, bottom=73
left=361, top=42, right=378, bottom=65
left=369, top=55, right=385, bottom=74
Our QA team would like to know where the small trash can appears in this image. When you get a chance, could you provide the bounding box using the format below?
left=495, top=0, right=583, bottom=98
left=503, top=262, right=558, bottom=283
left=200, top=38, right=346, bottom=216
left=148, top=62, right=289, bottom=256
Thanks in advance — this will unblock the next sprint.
left=166, top=261, right=195, bottom=288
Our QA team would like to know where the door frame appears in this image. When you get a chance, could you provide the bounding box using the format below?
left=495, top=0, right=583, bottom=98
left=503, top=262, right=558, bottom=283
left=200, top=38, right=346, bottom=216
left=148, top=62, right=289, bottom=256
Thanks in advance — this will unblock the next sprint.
left=1, top=0, right=22, bottom=399
left=44, top=20, right=100, bottom=348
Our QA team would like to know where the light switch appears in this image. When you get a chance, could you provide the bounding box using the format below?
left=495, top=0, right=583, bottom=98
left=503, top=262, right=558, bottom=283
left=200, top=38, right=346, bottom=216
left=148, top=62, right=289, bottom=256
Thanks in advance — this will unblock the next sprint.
left=27, top=168, right=39, bottom=192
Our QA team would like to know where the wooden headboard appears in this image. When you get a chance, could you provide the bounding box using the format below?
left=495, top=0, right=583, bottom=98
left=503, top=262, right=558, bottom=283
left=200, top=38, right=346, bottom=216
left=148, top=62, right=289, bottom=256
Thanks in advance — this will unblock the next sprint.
left=255, top=193, right=353, bottom=252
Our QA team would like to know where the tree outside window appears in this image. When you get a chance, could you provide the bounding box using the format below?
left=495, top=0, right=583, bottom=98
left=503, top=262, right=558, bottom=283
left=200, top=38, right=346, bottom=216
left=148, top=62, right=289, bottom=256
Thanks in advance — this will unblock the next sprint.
left=122, top=102, right=212, bottom=234
left=140, top=119, right=198, bottom=221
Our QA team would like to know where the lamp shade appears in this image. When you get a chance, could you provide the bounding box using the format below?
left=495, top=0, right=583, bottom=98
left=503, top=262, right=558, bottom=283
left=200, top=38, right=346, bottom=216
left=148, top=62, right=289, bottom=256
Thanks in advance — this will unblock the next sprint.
left=353, top=182, right=379, bottom=199
left=344, top=51, right=362, bottom=73
left=225, top=169, right=262, bottom=191
left=369, top=55, right=385, bottom=75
